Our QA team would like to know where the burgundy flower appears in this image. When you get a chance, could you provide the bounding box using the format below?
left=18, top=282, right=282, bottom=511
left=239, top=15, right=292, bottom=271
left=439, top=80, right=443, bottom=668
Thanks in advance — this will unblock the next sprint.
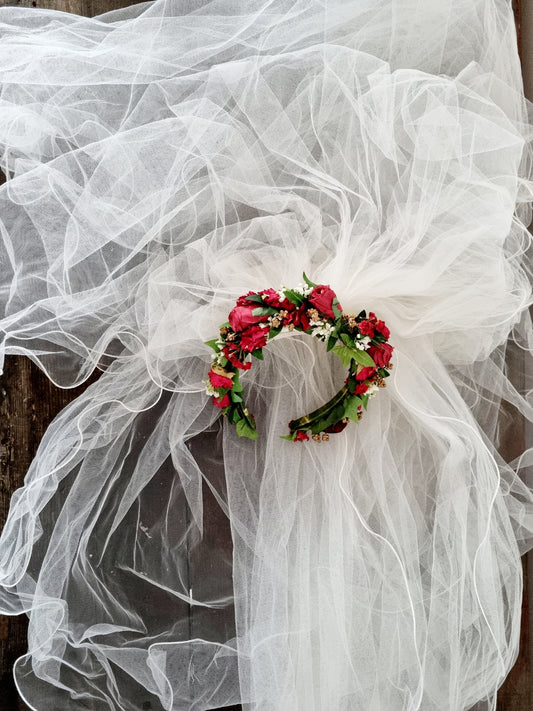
left=213, top=393, right=230, bottom=408
left=358, top=320, right=375, bottom=337
left=229, top=304, right=269, bottom=332
left=222, top=346, right=252, bottom=371
left=259, top=288, right=282, bottom=308
left=368, top=343, right=393, bottom=368
left=294, top=430, right=310, bottom=442
left=209, top=368, right=234, bottom=389
left=289, top=305, right=311, bottom=331
left=355, top=366, right=377, bottom=381
left=375, top=320, right=390, bottom=339
left=354, top=381, right=368, bottom=395
left=236, top=291, right=258, bottom=306
left=239, top=325, right=268, bottom=353
left=308, top=285, right=341, bottom=319
left=324, top=420, right=349, bottom=434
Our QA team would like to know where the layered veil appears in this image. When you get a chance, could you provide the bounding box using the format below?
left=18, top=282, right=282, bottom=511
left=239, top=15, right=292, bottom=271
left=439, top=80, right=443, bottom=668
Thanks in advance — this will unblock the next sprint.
left=0, top=0, right=533, bottom=709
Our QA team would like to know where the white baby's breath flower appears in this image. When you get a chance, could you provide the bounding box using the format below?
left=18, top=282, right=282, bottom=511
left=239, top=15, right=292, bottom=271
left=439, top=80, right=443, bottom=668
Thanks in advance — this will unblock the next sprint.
left=311, top=321, right=335, bottom=341
left=203, top=380, right=218, bottom=397
left=293, top=282, right=313, bottom=296
left=366, top=383, right=379, bottom=397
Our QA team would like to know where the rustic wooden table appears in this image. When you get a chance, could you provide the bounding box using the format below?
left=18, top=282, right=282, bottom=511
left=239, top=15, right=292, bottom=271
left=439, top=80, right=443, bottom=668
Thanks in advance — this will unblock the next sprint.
left=0, top=1, right=530, bottom=710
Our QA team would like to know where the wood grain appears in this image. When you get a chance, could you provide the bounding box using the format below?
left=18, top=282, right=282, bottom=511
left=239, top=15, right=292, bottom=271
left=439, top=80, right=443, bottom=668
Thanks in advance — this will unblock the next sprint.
left=0, top=1, right=529, bottom=710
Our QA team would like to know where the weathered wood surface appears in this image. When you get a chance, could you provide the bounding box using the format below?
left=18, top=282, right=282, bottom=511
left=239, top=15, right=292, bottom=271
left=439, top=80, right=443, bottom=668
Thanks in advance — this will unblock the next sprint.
left=0, top=1, right=529, bottom=710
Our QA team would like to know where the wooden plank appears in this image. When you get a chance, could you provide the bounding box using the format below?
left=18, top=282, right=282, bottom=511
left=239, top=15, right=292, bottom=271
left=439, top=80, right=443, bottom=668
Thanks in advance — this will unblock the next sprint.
left=0, top=0, right=133, bottom=13
left=0, top=356, right=101, bottom=711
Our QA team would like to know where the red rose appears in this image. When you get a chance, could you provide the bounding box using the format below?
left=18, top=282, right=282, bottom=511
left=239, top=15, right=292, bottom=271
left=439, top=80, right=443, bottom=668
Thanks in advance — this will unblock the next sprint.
left=308, top=285, right=341, bottom=319
left=358, top=320, right=375, bottom=337
left=229, top=304, right=269, bottom=332
left=368, top=343, right=393, bottom=368
left=222, top=346, right=252, bottom=370
left=209, top=368, right=234, bottom=389
left=355, top=366, right=377, bottom=381
left=239, top=325, right=268, bottom=352
left=375, top=320, right=390, bottom=339
left=294, top=430, right=309, bottom=442
left=213, top=393, right=230, bottom=408
left=324, top=420, right=349, bottom=434
left=354, top=382, right=368, bottom=395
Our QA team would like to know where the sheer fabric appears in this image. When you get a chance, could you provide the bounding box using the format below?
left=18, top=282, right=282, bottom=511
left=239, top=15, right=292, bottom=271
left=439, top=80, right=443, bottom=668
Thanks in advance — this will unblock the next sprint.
left=0, top=1, right=532, bottom=709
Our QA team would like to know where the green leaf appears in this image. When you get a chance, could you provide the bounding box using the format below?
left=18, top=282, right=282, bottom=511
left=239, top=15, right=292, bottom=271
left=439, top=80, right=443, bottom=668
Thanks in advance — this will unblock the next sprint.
left=283, top=289, right=305, bottom=306
left=230, top=390, right=243, bottom=403
left=269, top=326, right=283, bottom=339
left=326, top=335, right=338, bottom=352
left=205, top=339, right=221, bottom=352
left=302, top=272, right=318, bottom=289
left=351, top=349, right=376, bottom=368
left=252, top=306, right=278, bottom=316
left=331, top=345, right=356, bottom=368
left=232, top=370, right=243, bottom=393
left=332, top=298, right=343, bottom=319
left=361, top=394, right=369, bottom=410
left=236, top=418, right=258, bottom=440
left=356, top=310, right=366, bottom=320
left=344, top=396, right=362, bottom=421
left=340, top=333, right=356, bottom=348
left=245, top=294, right=264, bottom=304
left=251, top=348, right=264, bottom=360
left=280, top=431, right=298, bottom=442
left=311, top=420, right=328, bottom=434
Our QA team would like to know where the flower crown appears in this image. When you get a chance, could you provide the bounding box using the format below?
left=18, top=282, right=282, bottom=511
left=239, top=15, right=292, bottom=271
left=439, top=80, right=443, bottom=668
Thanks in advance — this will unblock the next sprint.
left=205, top=274, right=393, bottom=441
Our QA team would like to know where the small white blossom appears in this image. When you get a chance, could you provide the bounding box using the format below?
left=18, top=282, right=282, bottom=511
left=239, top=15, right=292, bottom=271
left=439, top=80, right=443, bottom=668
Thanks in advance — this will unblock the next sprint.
left=311, top=321, right=335, bottom=341
left=366, top=383, right=379, bottom=397
left=203, top=379, right=218, bottom=396
left=293, top=282, right=313, bottom=296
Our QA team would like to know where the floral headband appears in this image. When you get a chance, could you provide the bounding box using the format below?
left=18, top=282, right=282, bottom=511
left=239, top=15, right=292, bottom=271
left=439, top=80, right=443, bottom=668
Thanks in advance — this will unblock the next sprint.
left=205, top=274, right=393, bottom=441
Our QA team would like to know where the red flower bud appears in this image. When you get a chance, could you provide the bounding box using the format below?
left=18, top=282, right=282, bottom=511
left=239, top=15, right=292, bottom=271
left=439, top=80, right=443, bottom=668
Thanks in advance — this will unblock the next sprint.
left=358, top=320, right=375, bottom=337
left=213, top=393, right=230, bottom=408
left=324, top=420, right=349, bottom=434
left=308, top=285, right=340, bottom=319
left=375, top=320, right=390, bottom=339
left=222, top=346, right=252, bottom=370
left=239, top=325, right=268, bottom=353
left=229, top=304, right=269, bottom=332
left=209, top=368, right=234, bottom=389
left=367, top=343, right=393, bottom=368
left=355, top=366, right=377, bottom=381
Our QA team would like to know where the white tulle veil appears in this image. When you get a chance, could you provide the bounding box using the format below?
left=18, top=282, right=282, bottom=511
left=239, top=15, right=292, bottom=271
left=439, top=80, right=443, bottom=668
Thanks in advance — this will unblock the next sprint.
left=0, top=0, right=532, bottom=709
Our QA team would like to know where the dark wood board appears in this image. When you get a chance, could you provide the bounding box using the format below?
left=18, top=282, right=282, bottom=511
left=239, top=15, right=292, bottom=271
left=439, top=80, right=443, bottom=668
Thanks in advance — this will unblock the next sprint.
left=0, top=1, right=529, bottom=710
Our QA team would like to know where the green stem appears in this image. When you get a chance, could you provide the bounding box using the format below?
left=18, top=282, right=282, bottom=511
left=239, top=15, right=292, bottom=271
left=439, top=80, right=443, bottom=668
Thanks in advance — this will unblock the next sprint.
left=288, top=383, right=349, bottom=431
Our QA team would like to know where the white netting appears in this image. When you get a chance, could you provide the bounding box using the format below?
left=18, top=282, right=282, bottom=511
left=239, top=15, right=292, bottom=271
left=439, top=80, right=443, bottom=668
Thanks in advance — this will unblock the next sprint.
left=0, top=1, right=532, bottom=709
